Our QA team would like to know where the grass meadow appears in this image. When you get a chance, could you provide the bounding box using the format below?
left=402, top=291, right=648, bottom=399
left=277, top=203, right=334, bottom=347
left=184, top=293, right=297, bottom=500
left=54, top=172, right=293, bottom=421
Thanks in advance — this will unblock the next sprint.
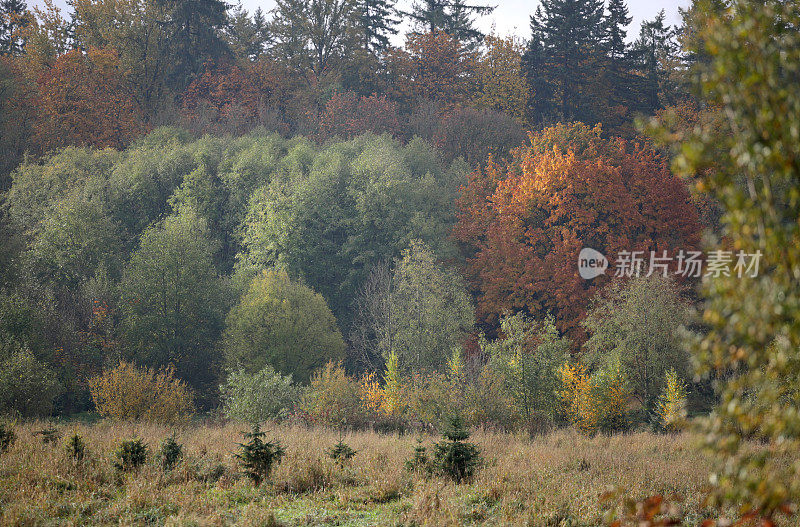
left=0, top=421, right=720, bottom=526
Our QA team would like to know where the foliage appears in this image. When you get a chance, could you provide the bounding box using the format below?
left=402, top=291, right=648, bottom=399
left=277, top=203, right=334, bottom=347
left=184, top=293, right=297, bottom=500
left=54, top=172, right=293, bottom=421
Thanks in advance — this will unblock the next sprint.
left=236, top=425, right=285, bottom=486
left=113, top=438, right=148, bottom=471
left=327, top=439, right=356, bottom=466
left=317, top=91, right=401, bottom=140
left=0, top=349, right=63, bottom=418
left=432, top=415, right=481, bottom=483
left=655, top=369, right=687, bottom=433
left=557, top=362, right=602, bottom=434
left=157, top=436, right=184, bottom=471
left=120, top=208, right=227, bottom=390
left=301, top=361, right=367, bottom=429
left=65, top=432, right=85, bottom=461
left=455, top=123, right=702, bottom=343
left=88, top=361, right=195, bottom=424
left=222, top=269, right=345, bottom=383
left=404, top=438, right=431, bottom=473
left=583, top=275, right=691, bottom=411
left=220, top=365, right=299, bottom=424
left=473, top=35, right=528, bottom=120
left=481, top=313, right=570, bottom=435
left=386, top=240, right=474, bottom=373
left=650, top=1, right=800, bottom=518
left=403, top=30, right=473, bottom=106
left=0, top=421, right=15, bottom=455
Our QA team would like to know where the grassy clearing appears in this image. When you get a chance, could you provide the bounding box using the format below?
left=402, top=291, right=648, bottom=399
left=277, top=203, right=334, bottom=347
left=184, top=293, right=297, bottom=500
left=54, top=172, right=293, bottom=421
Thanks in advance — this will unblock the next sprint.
left=0, top=422, right=716, bottom=526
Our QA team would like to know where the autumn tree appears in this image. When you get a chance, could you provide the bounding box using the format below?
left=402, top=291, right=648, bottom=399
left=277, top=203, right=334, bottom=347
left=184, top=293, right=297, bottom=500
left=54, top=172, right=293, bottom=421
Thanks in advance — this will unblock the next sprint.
left=35, top=47, right=146, bottom=150
left=455, top=123, right=702, bottom=343
left=0, top=0, right=31, bottom=54
left=316, top=91, right=400, bottom=140
left=473, top=34, right=528, bottom=121
left=404, top=30, right=473, bottom=106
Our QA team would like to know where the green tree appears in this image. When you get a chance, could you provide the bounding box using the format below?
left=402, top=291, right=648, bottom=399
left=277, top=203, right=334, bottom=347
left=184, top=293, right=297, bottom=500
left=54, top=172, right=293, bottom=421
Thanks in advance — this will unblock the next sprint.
left=221, top=269, right=345, bottom=383
left=0, top=349, right=63, bottom=418
left=0, top=0, right=31, bottom=55
left=220, top=365, right=300, bottom=424
left=657, top=0, right=800, bottom=520
left=406, top=0, right=494, bottom=48
left=387, top=240, right=474, bottom=373
left=522, top=0, right=605, bottom=123
left=120, top=208, right=227, bottom=390
left=582, top=275, right=690, bottom=412
left=482, top=313, right=569, bottom=434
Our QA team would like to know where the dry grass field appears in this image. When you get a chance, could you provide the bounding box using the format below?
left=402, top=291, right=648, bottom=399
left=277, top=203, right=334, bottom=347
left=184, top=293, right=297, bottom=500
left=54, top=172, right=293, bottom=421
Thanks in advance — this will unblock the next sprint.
left=0, top=421, right=723, bottom=526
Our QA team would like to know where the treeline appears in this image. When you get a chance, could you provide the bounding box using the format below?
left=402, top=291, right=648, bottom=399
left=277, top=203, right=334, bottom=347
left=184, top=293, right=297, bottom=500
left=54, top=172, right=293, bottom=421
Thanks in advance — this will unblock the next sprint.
left=1, top=0, right=703, bottom=189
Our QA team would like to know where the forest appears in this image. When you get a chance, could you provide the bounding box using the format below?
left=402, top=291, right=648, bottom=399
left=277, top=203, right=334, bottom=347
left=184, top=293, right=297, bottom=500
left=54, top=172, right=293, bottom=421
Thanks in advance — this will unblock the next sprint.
left=1, top=0, right=799, bottom=525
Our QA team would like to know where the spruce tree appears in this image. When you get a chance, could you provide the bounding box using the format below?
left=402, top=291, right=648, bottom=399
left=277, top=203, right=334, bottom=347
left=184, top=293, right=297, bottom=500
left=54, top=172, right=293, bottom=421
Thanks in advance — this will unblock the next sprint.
left=631, top=10, right=679, bottom=113
left=0, top=0, right=30, bottom=55
left=406, top=0, right=494, bottom=48
left=357, top=0, right=399, bottom=54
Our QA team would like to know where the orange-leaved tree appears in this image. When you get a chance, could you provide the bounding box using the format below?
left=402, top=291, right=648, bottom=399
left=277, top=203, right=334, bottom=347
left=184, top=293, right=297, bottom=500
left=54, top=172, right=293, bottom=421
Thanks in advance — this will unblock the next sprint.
left=404, top=30, right=474, bottom=107
left=35, top=47, right=146, bottom=150
left=454, top=123, right=702, bottom=344
left=316, top=91, right=401, bottom=140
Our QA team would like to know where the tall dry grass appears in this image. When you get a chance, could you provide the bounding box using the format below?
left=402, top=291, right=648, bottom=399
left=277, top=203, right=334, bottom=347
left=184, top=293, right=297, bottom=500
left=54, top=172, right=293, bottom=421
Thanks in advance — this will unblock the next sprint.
left=0, top=421, right=717, bottom=525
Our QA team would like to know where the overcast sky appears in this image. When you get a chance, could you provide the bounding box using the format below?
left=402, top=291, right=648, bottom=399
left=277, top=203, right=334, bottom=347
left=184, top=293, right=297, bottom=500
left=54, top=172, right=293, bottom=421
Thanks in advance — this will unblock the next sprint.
left=32, top=0, right=690, bottom=44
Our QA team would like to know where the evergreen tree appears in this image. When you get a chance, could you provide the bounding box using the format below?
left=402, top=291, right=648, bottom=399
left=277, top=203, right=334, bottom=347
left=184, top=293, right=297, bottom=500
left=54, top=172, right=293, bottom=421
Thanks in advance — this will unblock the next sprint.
left=159, top=0, right=231, bottom=92
left=521, top=0, right=606, bottom=123
left=598, top=0, right=640, bottom=128
left=406, top=0, right=494, bottom=47
left=631, top=10, right=679, bottom=113
left=0, top=0, right=30, bottom=55
left=226, top=6, right=270, bottom=60
left=356, top=0, right=398, bottom=54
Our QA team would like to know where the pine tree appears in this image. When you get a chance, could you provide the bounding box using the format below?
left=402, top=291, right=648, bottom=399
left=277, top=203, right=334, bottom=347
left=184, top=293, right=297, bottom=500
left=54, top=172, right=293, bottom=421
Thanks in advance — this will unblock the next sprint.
left=0, top=0, right=31, bottom=55
left=598, top=0, right=640, bottom=128
left=406, top=0, right=494, bottom=48
left=521, top=0, right=606, bottom=123
left=631, top=10, right=679, bottom=113
left=356, top=0, right=398, bottom=54
left=225, top=6, right=270, bottom=60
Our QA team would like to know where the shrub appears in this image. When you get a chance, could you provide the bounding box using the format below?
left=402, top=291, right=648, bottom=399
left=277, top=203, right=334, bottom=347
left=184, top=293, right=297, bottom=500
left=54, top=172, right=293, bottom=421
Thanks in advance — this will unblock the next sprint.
left=88, top=361, right=195, bottom=423
left=236, top=425, right=285, bottom=486
left=158, top=435, right=184, bottom=471
left=557, top=362, right=602, bottom=435
left=113, top=438, right=148, bottom=471
left=220, top=365, right=299, bottom=424
left=34, top=426, right=61, bottom=445
left=0, top=349, right=63, bottom=418
left=300, top=361, right=367, bottom=429
left=65, top=433, right=85, bottom=461
left=221, top=270, right=346, bottom=384
left=327, top=439, right=356, bottom=467
left=404, top=438, right=431, bottom=474
left=432, top=415, right=482, bottom=483
left=655, top=369, right=688, bottom=433
left=0, top=422, right=15, bottom=455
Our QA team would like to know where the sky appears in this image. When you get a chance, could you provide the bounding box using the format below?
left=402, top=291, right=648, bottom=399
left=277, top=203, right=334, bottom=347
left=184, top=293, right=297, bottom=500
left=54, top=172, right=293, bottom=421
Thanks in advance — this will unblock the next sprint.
left=32, top=0, right=691, bottom=44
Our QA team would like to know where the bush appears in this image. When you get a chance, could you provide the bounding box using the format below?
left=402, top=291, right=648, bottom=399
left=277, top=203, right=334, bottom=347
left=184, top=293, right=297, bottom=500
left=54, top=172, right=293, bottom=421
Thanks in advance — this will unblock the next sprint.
left=316, top=91, right=401, bottom=140
left=0, top=422, right=15, bottom=455
left=113, top=438, right=148, bottom=471
left=404, top=438, right=431, bottom=474
left=220, top=365, right=299, bottom=424
left=221, top=270, right=346, bottom=384
left=300, top=361, right=367, bottom=429
left=158, top=436, right=184, bottom=471
left=34, top=426, right=61, bottom=445
left=655, top=369, right=688, bottom=433
left=65, top=433, right=85, bottom=461
left=432, top=415, right=481, bottom=483
left=88, top=361, right=195, bottom=423
left=327, top=439, right=356, bottom=467
left=0, top=349, right=63, bottom=418
left=236, top=425, right=285, bottom=486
